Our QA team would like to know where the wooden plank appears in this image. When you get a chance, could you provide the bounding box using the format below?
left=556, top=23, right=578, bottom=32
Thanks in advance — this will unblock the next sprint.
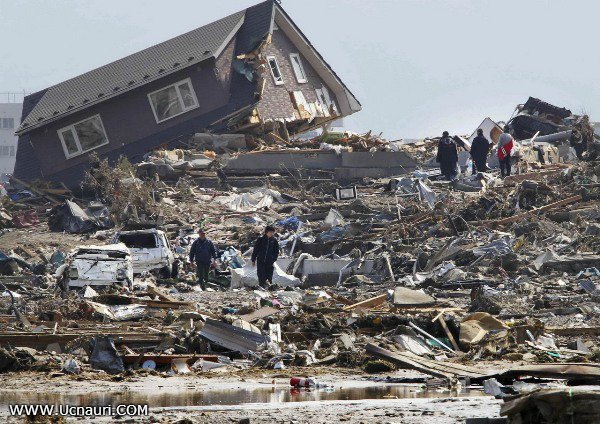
left=475, top=195, right=582, bottom=226
left=503, top=170, right=561, bottom=186
left=147, top=286, right=177, bottom=302
left=342, top=294, right=387, bottom=311
left=325, top=290, right=354, bottom=306
left=123, top=354, right=220, bottom=365
left=366, top=343, right=488, bottom=379
left=366, top=343, right=454, bottom=379
left=437, top=314, right=460, bottom=351
left=95, top=294, right=194, bottom=309
left=0, top=333, right=164, bottom=349
left=138, top=299, right=194, bottom=309
left=546, top=327, right=600, bottom=337
left=239, top=306, right=279, bottom=323
left=390, top=306, right=463, bottom=314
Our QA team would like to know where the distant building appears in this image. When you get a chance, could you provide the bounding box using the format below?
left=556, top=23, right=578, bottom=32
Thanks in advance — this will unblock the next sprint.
left=0, top=103, right=21, bottom=175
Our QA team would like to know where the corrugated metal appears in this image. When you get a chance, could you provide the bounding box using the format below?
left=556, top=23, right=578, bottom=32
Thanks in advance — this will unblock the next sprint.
left=200, top=319, right=269, bottom=353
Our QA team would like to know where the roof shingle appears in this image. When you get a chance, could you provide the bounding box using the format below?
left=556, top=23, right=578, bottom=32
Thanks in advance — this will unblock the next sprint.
left=18, top=9, right=249, bottom=133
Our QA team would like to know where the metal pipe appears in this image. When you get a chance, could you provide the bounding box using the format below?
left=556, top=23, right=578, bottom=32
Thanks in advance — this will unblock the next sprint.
left=408, top=321, right=454, bottom=353
left=522, top=130, right=572, bottom=144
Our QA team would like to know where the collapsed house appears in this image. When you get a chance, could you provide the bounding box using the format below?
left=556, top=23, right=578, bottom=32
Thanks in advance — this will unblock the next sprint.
left=12, top=0, right=361, bottom=187
left=507, top=97, right=596, bottom=159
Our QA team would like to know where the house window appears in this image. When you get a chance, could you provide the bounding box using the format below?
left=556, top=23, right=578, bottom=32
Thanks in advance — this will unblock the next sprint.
left=267, top=56, right=284, bottom=85
left=289, top=53, right=307, bottom=83
left=2, top=118, right=14, bottom=129
left=9, top=146, right=15, bottom=156
left=315, top=86, right=338, bottom=114
left=148, top=78, right=199, bottom=123
left=0, top=146, right=8, bottom=156
left=57, top=115, right=109, bottom=159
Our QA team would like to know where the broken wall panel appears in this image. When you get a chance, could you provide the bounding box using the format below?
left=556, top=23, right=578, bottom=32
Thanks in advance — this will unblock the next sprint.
left=224, top=150, right=418, bottom=178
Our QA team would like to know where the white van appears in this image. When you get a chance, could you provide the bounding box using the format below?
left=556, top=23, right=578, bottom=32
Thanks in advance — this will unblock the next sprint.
left=112, top=228, right=176, bottom=277
left=60, top=244, right=133, bottom=289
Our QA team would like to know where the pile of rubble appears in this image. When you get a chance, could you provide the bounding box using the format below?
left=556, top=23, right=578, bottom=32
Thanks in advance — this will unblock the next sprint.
left=1, top=97, right=600, bottom=423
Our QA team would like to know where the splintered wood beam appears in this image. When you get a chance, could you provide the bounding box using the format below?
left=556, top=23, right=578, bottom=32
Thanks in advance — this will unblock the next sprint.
left=436, top=314, right=460, bottom=351
left=342, top=294, right=388, bottom=311
left=475, top=195, right=582, bottom=226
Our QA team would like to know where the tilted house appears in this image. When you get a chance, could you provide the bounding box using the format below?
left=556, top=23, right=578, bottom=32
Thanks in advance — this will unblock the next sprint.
left=13, top=0, right=361, bottom=186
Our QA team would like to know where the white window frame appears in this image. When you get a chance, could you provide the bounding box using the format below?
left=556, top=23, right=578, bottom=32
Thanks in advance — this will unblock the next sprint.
left=289, top=53, right=307, bottom=83
left=316, top=86, right=338, bottom=115
left=57, top=114, right=109, bottom=160
left=147, top=78, right=199, bottom=124
left=266, top=56, right=284, bottom=86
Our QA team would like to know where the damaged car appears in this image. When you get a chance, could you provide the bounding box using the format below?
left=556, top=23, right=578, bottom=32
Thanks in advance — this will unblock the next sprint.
left=57, top=244, right=133, bottom=289
left=112, top=228, right=177, bottom=277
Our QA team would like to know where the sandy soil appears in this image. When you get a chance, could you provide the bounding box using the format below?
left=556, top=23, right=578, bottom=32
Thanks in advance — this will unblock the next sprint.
left=0, top=226, right=98, bottom=254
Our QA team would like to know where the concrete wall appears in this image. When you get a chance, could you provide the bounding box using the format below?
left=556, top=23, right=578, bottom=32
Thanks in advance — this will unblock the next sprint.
left=225, top=150, right=341, bottom=171
left=225, top=150, right=418, bottom=178
left=0, top=103, right=21, bottom=174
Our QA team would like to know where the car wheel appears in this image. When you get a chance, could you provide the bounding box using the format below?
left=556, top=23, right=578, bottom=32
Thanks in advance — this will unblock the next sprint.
left=159, top=266, right=172, bottom=279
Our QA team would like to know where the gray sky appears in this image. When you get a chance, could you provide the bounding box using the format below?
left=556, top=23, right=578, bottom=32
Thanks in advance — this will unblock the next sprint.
left=1, top=0, right=598, bottom=139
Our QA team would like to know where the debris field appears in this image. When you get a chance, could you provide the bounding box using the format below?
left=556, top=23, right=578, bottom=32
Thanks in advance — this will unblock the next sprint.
left=1, top=96, right=600, bottom=423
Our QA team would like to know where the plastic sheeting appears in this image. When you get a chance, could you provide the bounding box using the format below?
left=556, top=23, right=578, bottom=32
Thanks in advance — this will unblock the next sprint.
left=89, top=337, right=124, bottom=374
left=215, top=188, right=286, bottom=212
left=48, top=200, right=113, bottom=233
left=416, top=180, right=436, bottom=209
left=230, top=262, right=300, bottom=289
left=324, top=209, right=345, bottom=227
left=472, top=237, right=514, bottom=257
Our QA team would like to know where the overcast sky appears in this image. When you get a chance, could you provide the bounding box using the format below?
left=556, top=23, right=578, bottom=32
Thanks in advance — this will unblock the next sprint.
left=1, top=0, right=598, bottom=139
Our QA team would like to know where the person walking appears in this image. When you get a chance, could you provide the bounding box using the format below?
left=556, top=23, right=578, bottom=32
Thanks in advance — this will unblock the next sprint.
left=188, top=229, right=217, bottom=290
left=251, top=225, right=279, bottom=289
left=436, top=131, right=459, bottom=180
left=470, top=128, right=491, bottom=173
left=497, top=128, right=514, bottom=178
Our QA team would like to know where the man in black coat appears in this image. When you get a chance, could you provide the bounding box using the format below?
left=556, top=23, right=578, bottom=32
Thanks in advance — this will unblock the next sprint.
left=251, top=225, right=279, bottom=288
left=188, top=229, right=217, bottom=290
left=436, top=131, right=459, bottom=180
left=470, top=129, right=491, bottom=173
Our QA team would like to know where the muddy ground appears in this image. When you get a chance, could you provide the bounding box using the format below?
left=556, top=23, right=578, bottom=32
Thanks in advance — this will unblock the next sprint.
left=0, top=369, right=502, bottom=423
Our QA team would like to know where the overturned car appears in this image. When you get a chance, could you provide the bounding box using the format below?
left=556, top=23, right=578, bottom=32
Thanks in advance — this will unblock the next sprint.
left=112, top=228, right=177, bottom=277
left=57, top=244, right=133, bottom=289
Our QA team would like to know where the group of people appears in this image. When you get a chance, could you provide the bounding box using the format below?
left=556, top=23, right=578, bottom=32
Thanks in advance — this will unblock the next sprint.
left=436, top=127, right=514, bottom=180
left=188, top=129, right=515, bottom=289
left=188, top=225, right=279, bottom=290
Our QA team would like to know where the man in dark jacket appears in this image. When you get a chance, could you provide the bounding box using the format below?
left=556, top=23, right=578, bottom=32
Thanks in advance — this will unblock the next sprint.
left=251, top=225, right=279, bottom=288
left=188, top=229, right=217, bottom=290
left=470, top=129, right=491, bottom=173
left=436, top=131, right=459, bottom=180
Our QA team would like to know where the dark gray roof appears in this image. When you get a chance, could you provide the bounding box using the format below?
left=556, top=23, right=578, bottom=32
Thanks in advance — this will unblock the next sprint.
left=17, top=9, right=248, bottom=134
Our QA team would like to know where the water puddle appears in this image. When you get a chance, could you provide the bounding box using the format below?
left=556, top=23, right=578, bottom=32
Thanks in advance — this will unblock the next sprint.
left=0, top=385, right=484, bottom=411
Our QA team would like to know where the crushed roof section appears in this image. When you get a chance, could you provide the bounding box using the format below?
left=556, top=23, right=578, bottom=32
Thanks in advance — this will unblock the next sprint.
left=235, top=0, right=275, bottom=54
left=18, top=10, right=246, bottom=133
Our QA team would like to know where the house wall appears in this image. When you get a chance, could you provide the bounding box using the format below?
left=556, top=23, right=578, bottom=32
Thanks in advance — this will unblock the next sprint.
left=258, top=26, right=339, bottom=124
left=18, top=37, right=238, bottom=180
